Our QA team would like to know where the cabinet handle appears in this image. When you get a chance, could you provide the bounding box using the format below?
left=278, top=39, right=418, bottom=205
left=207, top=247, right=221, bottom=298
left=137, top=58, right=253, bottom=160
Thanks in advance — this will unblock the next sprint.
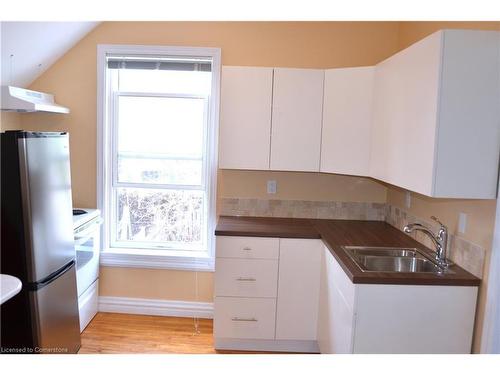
left=236, top=277, right=256, bottom=281
left=242, top=247, right=252, bottom=251
left=231, top=317, right=258, bottom=322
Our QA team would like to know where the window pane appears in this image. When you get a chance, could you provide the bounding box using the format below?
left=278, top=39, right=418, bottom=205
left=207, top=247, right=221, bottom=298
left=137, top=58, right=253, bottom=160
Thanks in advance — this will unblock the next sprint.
left=118, top=69, right=211, bottom=96
left=115, top=187, right=205, bottom=250
left=118, top=157, right=202, bottom=185
left=117, top=96, right=205, bottom=185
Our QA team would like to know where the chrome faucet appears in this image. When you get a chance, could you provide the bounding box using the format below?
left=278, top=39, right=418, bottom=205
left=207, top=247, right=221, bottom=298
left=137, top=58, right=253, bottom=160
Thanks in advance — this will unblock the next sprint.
left=403, top=216, right=452, bottom=268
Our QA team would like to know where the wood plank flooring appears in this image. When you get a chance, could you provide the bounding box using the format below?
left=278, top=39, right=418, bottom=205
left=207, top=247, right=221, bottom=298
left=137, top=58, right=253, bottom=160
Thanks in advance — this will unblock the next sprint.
left=78, top=312, right=273, bottom=354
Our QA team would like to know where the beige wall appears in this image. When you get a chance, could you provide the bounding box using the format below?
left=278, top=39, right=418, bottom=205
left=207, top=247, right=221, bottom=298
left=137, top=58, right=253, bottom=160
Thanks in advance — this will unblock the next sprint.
left=99, top=267, right=213, bottom=302
left=398, top=21, right=500, bottom=49
left=0, top=112, right=21, bottom=131
left=218, top=170, right=387, bottom=203
left=10, top=21, right=499, bottom=352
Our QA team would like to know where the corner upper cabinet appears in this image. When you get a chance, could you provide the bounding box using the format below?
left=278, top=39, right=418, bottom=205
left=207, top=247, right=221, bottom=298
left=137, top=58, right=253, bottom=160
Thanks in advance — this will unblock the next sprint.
left=270, top=68, right=324, bottom=172
left=370, top=30, right=500, bottom=198
left=219, top=66, right=273, bottom=170
left=321, top=67, right=375, bottom=176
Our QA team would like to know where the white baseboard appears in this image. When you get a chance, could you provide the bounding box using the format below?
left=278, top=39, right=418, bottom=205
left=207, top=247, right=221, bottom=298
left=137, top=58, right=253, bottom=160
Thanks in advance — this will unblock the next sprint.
left=98, top=296, right=214, bottom=319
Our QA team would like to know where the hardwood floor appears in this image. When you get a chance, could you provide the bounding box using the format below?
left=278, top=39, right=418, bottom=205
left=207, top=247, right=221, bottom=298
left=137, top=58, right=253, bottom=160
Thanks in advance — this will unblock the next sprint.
left=79, top=312, right=274, bottom=354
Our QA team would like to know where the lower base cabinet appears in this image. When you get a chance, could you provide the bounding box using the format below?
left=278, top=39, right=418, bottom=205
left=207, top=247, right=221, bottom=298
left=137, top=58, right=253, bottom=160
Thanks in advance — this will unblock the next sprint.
left=214, top=236, right=322, bottom=352
left=317, top=247, right=478, bottom=354
left=214, top=236, right=478, bottom=353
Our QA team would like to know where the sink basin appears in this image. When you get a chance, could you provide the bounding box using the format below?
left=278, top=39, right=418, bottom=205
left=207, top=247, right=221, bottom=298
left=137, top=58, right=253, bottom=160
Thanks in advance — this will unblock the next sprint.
left=355, top=255, right=443, bottom=273
left=344, top=247, right=419, bottom=258
left=342, top=246, right=453, bottom=274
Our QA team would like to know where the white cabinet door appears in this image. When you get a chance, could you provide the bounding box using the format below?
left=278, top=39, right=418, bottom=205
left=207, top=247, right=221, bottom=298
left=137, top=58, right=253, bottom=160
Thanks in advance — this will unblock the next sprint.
left=370, top=31, right=441, bottom=196
left=270, top=68, right=324, bottom=172
left=370, top=30, right=500, bottom=198
left=317, top=247, right=332, bottom=352
left=317, top=247, right=355, bottom=353
left=275, top=239, right=322, bottom=341
left=219, top=66, right=273, bottom=170
left=321, top=67, right=374, bottom=176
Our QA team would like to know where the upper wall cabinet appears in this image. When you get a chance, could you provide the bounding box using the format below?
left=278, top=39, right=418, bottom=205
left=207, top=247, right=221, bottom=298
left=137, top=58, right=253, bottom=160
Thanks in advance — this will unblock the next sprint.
left=270, top=68, right=324, bottom=172
left=370, top=30, right=500, bottom=199
left=219, top=66, right=273, bottom=170
left=321, top=67, right=375, bottom=176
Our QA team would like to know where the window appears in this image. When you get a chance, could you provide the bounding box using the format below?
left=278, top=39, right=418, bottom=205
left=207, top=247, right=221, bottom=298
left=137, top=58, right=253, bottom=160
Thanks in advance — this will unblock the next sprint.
left=97, top=45, right=220, bottom=271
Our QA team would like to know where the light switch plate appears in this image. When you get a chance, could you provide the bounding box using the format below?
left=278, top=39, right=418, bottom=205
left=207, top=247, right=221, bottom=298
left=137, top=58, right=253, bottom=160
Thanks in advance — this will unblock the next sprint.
left=405, top=191, right=411, bottom=209
left=458, top=212, right=467, bottom=234
left=267, top=180, right=277, bottom=194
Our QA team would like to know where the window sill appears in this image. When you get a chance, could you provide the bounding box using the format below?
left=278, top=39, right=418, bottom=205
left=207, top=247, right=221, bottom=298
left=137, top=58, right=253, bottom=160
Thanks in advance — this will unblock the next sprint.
left=99, top=248, right=214, bottom=272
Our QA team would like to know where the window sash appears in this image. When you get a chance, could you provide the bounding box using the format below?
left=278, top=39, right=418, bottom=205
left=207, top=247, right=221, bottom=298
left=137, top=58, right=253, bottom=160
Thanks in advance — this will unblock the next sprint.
left=109, top=186, right=208, bottom=251
left=108, top=90, right=210, bottom=252
left=111, top=92, right=209, bottom=190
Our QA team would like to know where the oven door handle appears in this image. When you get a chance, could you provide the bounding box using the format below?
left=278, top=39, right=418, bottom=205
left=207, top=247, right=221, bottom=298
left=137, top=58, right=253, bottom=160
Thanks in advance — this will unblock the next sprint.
left=74, top=218, right=103, bottom=239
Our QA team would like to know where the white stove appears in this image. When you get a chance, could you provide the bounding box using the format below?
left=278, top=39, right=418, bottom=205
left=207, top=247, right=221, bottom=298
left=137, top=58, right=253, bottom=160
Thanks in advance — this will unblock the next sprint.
left=73, top=208, right=101, bottom=230
left=73, top=207, right=102, bottom=332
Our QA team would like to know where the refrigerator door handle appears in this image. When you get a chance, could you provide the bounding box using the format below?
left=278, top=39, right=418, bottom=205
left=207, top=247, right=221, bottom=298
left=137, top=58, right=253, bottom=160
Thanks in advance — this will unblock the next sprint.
left=27, top=260, right=75, bottom=291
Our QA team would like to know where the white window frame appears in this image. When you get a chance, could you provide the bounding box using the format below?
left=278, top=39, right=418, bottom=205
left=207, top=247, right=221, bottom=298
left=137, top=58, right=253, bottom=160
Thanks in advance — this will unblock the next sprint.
left=96, top=44, right=220, bottom=271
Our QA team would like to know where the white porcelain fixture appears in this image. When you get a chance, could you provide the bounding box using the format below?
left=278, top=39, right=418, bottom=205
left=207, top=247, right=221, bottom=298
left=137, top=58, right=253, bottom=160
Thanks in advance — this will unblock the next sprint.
left=0, top=274, right=22, bottom=305
left=73, top=208, right=102, bottom=332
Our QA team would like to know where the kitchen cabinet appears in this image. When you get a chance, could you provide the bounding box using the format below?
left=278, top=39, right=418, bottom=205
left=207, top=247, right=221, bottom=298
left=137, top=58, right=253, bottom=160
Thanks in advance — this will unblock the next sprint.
left=218, top=66, right=273, bottom=170
left=214, top=236, right=320, bottom=352
left=270, top=68, right=324, bottom=172
left=275, top=239, right=322, bottom=341
left=321, top=67, right=375, bottom=176
left=317, top=246, right=478, bottom=353
left=370, top=29, right=500, bottom=198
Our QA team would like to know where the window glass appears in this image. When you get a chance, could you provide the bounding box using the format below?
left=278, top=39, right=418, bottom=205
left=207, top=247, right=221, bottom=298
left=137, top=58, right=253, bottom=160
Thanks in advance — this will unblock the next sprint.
left=116, top=95, right=206, bottom=186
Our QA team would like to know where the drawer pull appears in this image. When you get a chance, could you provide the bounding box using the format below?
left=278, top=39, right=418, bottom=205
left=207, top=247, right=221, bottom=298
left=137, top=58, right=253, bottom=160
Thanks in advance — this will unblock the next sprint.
left=242, top=247, right=252, bottom=251
left=236, top=277, right=256, bottom=281
left=231, top=317, right=258, bottom=322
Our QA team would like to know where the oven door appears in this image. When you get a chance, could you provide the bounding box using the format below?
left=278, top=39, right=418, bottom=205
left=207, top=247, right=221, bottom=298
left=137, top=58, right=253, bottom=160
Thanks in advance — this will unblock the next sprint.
left=74, top=218, right=102, bottom=297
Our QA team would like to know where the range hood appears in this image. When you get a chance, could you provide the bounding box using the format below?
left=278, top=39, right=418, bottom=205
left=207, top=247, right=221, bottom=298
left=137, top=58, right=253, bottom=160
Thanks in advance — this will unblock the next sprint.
left=1, top=86, right=69, bottom=114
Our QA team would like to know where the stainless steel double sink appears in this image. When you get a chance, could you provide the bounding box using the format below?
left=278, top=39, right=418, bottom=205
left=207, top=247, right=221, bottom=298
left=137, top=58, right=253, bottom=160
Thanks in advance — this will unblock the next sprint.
left=342, top=246, right=454, bottom=274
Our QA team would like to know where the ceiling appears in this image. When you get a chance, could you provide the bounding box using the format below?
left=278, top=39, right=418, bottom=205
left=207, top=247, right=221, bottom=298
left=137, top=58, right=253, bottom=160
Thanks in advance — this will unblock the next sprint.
left=1, top=22, right=99, bottom=88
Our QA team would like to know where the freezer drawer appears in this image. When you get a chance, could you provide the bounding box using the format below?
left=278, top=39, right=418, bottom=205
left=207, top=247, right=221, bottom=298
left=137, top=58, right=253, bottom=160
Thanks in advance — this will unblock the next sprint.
left=30, top=263, right=81, bottom=353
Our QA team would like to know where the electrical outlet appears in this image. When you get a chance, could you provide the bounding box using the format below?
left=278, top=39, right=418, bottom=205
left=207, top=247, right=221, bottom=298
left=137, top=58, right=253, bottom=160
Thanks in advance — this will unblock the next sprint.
left=267, top=180, right=277, bottom=194
left=405, top=191, right=411, bottom=209
left=458, top=213, right=467, bottom=234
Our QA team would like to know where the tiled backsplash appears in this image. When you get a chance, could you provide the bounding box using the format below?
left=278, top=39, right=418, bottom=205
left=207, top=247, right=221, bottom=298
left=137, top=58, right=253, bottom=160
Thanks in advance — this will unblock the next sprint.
left=219, top=197, right=486, bottom=278
left=385, top=204, right=485, bottom=278
left=219, top=198, right=386, bottom=221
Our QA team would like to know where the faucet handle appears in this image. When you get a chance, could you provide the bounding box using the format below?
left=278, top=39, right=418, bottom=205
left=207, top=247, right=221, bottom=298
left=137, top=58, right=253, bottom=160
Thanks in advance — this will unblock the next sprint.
left=430, top=216, right=446, bottom=228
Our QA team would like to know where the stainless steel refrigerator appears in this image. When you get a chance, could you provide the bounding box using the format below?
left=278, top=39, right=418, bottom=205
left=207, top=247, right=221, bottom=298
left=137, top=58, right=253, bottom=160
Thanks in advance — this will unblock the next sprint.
left=1, top=130, right=81, bottom=354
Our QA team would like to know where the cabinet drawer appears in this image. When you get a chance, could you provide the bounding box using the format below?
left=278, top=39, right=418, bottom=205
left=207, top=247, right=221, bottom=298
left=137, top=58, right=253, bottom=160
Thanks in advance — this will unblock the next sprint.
left=216, top=236, right=279, bottom=259
left=214, top=297, right=276, bottom=339
left=215, top=258, right=278, bottom=298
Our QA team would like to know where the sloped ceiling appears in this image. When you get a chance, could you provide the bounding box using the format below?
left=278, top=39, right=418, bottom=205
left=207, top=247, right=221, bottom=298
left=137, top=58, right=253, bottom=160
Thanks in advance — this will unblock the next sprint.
left=1, top=22, right=99, bottom=88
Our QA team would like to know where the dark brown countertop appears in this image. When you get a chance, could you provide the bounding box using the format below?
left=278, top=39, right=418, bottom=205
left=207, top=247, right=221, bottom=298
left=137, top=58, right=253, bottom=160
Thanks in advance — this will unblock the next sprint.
left=215, top=216, right=480, bottom=287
